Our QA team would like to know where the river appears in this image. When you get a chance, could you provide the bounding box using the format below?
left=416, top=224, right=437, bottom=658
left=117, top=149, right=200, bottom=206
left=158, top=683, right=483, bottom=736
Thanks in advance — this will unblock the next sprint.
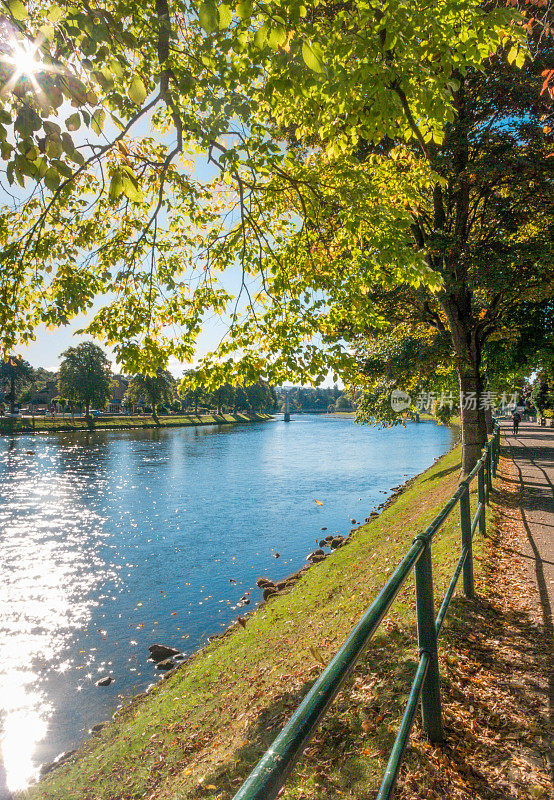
left=0, top=415, right=455, bottom=794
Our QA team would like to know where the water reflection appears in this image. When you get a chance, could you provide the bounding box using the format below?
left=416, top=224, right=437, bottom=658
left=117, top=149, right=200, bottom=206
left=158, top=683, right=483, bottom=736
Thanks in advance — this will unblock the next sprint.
left=0, top=417, right=454, bottom=791
left=0, top=440, right=112, bottom=793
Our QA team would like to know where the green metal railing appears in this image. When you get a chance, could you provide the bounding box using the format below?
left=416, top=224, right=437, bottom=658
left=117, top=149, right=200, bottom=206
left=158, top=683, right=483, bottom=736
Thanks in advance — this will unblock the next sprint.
left=232, top=424, right=501, bottom=800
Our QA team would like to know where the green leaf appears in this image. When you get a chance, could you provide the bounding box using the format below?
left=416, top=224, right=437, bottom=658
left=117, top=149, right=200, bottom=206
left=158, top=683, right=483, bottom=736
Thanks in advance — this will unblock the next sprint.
left=108, top=171, right=125, bottom=202
left=179, top=72, right=195, bottom=94
left=236, top=0, right=252, bottom=20
left=91, top=109, right=105, bottom=135
left=7, top=0, right=27, bottom=20
left=507, top=46, right=517, bottom=65
left=110, top=113, right=125, bottom=131
left=64, top=77, right=89, bottom=106
left=94, top=69, right=114, bottom=92
left=121, top=172, right=143, bottom=203
left=45, top=137, right=62, bottom=159
left=199, top=2, right=218, bottom=33
left=268, top=24, right=287, bottom=50
left=65, top=113, right=81, bottom=132
left=39, top=24, right=55, bottom=42
left=44, top=167, right=61, bottom=193
left=302, top=41, right=324, bottom=73
left=218, top=3, right=233, bottom=29
left=254, top=23, right=268, bottom=49
left=47, top=6, right=64, bottom=24
left=129, top=76, right=147, bottom=105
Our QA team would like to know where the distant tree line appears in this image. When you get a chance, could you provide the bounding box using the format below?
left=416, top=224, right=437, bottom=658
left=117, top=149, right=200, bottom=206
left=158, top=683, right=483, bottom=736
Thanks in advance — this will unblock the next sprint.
left=1, top=343, right=278, bottom=419
left=275, top=386, right=356, bottom=413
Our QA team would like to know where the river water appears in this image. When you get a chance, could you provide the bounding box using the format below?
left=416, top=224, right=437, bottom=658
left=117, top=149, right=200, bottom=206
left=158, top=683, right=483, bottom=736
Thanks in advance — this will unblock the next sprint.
left=0, top=415, right=454, bottom=794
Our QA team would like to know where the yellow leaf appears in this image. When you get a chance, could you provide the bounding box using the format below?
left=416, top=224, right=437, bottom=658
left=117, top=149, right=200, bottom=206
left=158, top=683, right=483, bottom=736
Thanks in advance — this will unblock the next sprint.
left=309, top=645, right=326, bottom=666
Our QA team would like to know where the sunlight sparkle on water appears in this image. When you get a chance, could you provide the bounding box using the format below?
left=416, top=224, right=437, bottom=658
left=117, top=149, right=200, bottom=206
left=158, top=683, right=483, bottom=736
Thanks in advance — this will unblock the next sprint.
left=0, top=443, right=113, bottom=792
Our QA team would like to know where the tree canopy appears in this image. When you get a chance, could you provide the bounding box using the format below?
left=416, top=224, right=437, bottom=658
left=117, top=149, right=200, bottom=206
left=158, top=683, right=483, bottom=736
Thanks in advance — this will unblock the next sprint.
left=0, top=0, right=552, bottom=469
left=58, top=341, right=112, bottom=416
left=0, top=355, right=33, bottom=412
left=124, top=369, right=176, bottom=419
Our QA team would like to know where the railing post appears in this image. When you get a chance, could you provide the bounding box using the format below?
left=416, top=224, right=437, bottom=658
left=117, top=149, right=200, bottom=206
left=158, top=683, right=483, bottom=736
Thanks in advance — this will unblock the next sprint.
left=485, top=447, right=492, bottom=503
left=477, top=462, right=486, bottom=538
left=459, top=481, right=474, bottom=598
left=414, top=540, right=444, bottom=742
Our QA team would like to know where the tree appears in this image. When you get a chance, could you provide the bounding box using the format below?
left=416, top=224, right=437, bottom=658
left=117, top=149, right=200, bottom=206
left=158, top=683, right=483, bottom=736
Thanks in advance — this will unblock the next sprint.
left=530, top=377, right=553, bottom=416
left=0, top=0, right=550, bottom=474
left=232, top=384, right=250, bottom=413
left=336, top=393, right=355, bottom=412
left=323, top=44, right=554, bottom=470
left=207, top=383, right=235, bottom=415
left=245, top=380, right=275, bottom=412
left=0, top=356, right=34, bottom=413
left=124, top=370, right=176, bottom=422
left=58, top=342, right=112, bottom=419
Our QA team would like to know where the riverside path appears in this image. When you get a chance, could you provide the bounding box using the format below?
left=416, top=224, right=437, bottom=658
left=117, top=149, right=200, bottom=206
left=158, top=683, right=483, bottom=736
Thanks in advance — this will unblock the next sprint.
left=502, top=420, right=554, bottom=779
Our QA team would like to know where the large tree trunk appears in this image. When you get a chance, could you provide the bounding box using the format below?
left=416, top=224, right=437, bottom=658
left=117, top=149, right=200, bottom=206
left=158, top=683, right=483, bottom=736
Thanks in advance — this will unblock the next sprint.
left=476, top=373, right=488, bottom=446
left=481, top=375, right=494, bottom=435
left=9, top=375, right=15, bottom=414
left=457, top=363, right=486, bottom=476
left=441, top=293, right=486, bottom=477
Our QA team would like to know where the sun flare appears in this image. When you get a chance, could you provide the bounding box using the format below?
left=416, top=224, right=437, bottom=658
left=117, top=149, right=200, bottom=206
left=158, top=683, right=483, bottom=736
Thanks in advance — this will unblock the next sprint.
left=2, top=39, right=42, bottom=81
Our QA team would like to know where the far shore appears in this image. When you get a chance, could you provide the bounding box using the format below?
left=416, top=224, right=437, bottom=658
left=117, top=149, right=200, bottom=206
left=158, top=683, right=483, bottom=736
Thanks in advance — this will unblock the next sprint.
left=0, top=412, right=272, bottom=436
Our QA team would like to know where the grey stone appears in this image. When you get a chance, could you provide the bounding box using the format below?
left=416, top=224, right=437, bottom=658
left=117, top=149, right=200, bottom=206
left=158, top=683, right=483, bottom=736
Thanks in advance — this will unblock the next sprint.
left=148, top=643, right=180, bottom=662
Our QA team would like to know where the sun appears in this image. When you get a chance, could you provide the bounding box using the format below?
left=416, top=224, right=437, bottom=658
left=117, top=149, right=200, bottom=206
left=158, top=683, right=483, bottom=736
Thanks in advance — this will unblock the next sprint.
left=2, top=39, right=43, bottom=81
left=0, top=35, right=57, bottom=97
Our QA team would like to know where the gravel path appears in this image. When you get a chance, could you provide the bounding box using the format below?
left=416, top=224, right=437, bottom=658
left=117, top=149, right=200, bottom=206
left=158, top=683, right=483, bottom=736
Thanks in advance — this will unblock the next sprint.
left=501, top=420, right=554, bottom=778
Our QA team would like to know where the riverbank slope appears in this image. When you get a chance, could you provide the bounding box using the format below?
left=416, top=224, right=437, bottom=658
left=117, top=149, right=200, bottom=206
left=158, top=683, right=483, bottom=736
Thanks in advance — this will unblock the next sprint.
left=0, top=412, right=271, bottom=436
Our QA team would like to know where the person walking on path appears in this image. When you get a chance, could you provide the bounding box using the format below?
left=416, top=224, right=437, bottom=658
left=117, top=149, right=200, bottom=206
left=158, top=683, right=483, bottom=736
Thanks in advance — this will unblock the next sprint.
left=511, top=409, right=522, bottom=435
left=502, top=420, right=553, bottom=780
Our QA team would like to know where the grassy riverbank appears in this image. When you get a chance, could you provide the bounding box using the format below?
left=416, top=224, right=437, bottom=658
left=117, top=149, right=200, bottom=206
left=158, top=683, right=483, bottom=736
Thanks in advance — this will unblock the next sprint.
left=28, top=442, right=491, bottom=800
left=0, top=412, right=271, bottom=436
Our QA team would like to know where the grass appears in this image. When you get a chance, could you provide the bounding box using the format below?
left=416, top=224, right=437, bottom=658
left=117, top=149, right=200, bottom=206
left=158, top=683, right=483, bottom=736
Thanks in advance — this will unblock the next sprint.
left=26, top=443, right=487, bottom=800
left=0, top=412, right=271, bottom=436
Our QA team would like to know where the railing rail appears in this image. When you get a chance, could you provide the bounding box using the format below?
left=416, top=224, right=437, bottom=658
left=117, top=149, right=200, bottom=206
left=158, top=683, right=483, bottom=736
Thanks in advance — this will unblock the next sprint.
left=233, top=424, right=501, bottom=800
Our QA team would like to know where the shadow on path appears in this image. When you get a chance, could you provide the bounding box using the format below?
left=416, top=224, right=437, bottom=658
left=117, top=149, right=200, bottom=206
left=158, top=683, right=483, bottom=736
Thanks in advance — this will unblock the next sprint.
left=502, top=422, right=554, bottom=781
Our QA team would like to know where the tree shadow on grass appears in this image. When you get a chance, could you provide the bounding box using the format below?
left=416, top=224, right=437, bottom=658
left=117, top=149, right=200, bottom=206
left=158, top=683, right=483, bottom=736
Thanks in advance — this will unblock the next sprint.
left=185, top=586, right=551, bottom=800
left=187, top=627, right=419, bottom=799
left=423, top=463, right=459, bottom=482
left=404, top=592, right=552, bottom=800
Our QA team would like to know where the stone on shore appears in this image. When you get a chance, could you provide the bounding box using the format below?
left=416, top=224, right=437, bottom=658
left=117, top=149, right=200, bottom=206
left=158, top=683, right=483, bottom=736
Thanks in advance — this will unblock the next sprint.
left=148, top=644, right=180, bottom=662
left=156, top=658, right=176, bottom=671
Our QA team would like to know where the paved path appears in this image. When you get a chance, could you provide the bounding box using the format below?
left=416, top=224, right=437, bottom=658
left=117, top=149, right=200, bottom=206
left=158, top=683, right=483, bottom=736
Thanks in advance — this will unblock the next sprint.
left=501, top=420, right=554, bottom=777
